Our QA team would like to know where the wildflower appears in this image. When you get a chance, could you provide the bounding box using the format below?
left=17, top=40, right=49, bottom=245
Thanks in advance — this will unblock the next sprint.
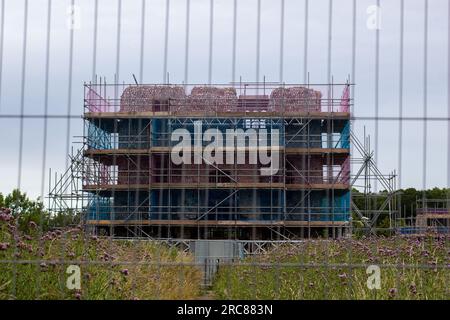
left=44, top=233, right=54, bottom=240
left=24, top=235, right=32, bottom=241
left=0, top=213, right=11, bottom=222
left=74, top=291, right=81, bottom=300
left=409, top=284, right=417, bottom=295
left=28, top=221, right=37, bottom=229
left=40, top=262, right=47, bottom=269
left=16, top=241, right=27, bottom=249
left=0, top=242, right=9, bottom=250
left=121, top=268, right=129, bottom=276
left=388, top=288, right=397, bottom=298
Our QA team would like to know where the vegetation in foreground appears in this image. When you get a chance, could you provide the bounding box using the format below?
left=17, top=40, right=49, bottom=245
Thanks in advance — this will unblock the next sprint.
left=1, top=189, right=449, bottom=300
left=213, top=236, right=449, bottom=300
left=0, top=208, right=202, bottom=300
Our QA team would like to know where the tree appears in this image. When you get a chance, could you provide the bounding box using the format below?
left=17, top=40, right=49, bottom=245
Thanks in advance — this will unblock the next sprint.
left=0, top=189, right=50, bottom=232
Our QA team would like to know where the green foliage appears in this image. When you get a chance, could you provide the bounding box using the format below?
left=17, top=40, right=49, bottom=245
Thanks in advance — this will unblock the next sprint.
left=0, top=189, right=81, bottom=233
left=351, top=187, right=450, bottom=228
left=213, top=237, right=449, bottom=300
left=0, top=217, right=202, bottom=300
left=0, top=189, right=49, bottom=233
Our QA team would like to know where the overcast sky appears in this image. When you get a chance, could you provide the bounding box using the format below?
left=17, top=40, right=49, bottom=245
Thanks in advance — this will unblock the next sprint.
left=0, top=0, right=448, bottom=201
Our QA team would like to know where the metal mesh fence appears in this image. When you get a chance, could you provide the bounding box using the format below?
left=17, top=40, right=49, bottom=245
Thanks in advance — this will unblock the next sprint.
left=0, top=0, right=448, bottom=300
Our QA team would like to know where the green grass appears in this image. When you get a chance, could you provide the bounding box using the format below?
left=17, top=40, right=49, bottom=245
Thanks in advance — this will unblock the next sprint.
left=2, top=208, right=449, bottom=300
left=213, top=236, right=450, bottom=300
left=0, top=217, right=202, bottom=300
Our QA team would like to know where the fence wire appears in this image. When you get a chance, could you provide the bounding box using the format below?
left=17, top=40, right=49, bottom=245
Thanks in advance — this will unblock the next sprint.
left=0, top=0, right=448, bottom=300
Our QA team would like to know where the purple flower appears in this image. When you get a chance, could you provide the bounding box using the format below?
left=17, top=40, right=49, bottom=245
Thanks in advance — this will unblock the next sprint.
left=388, top=288, right=397, bottom=298
left=121, top=268, right=129, bottom=276
left=0, top=213, right=12, bottom=222
left=0, top=242, right=9, bottom=250
left=338, top=273, right=347, bottom=279
left=28, top=221, right=37, bottom=229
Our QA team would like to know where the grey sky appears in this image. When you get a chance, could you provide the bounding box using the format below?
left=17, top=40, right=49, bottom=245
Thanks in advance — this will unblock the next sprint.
left=0, top=0, right=448, bottom=200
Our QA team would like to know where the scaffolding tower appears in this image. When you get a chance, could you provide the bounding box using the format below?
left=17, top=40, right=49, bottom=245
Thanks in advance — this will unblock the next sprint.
left=47, top=79, right=398, bottom=240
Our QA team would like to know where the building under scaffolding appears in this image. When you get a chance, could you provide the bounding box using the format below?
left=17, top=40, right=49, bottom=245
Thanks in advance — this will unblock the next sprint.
left=48, top=80, right=398, bottom=240
left=397, top=199, right=450, bottom=235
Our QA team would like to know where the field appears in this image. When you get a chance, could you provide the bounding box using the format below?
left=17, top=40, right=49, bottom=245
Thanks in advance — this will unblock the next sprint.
left=1, top=208, right=449, bottom=300
left=213, top=237, right=449, bottom=299
left=0, top=209, right=202, bottom=300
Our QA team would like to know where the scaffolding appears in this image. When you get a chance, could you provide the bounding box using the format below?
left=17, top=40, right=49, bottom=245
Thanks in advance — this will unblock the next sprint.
left=47, top=79, right=398, bottom=240
left=396, top=199, right=450, bottom=235
left=350, top=133, right=399, bottom=235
